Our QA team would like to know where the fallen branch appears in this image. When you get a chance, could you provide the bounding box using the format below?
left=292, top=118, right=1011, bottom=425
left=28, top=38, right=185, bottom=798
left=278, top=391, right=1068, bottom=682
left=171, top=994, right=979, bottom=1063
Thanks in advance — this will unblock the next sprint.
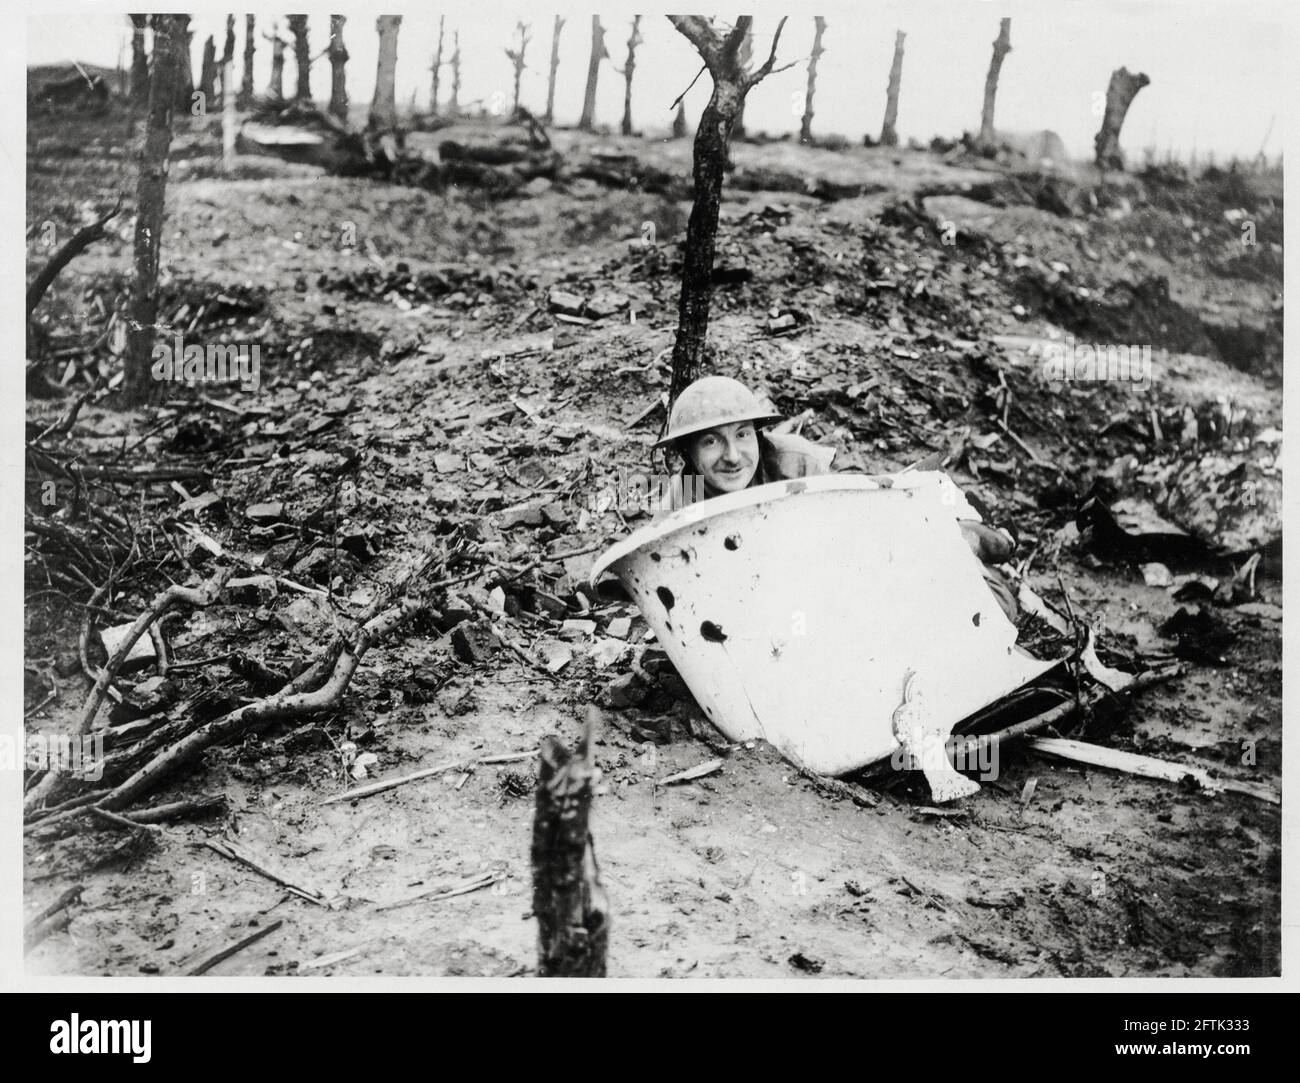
left=375, top=871, right=502, bottom=911
left=1028, top=737, right=1280, bottom=804
left=200, top=839, right=328, bottom=906
left=185, top=918, right=284, bottom=976
left=126, top=795, right=226, bottom=823
left=26, top=884, right=84, bottom=928
left=320, top=749, right=536, bottom=805
left=89, top=806, right=162, bottom=834
left=98, top=597, right=420, bottom=811
left=26, top=198, right=123, bottom=318
left=78, top=566, right=233, bottom=736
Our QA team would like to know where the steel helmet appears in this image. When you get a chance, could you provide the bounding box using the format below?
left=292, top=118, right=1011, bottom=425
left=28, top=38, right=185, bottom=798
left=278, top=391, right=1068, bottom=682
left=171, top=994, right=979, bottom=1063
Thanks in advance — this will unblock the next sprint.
left=655, top=376, right=783, bottom=448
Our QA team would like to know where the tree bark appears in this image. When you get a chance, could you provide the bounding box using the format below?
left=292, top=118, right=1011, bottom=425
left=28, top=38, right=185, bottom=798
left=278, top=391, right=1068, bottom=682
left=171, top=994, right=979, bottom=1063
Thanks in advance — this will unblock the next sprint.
left=328, top=14, right=349, bottom=121
left=125, top=14, right=187, bottom=408
left=1094, top=67, right=1151, bottom=171
left=197, top=35, right=217, bottom=105
left=544, top=16, right=564, bottom=124
left=531, top=727, right=609, bottom=977
left=578, top=16, right=607, bottom=131
left=288, top=14, right=311, bottom=101
left=128, top=15, right=149, bottom=106
left=238, top=15, right=255, bottom=107
left=977, top=18, right=1012, bottom=149
left=800, top=17, right=826, bottom=144
left=732, top=27, right=752, bottom=139
left=370, top=15, right=401, bottom=132
left=506, top=22, right=530, bottom=115
left=667, top=15, right=790, bottom=405
left=430, top=15, right=444, bottom=115
left=618, top=16, right=642, bottom=136
left=879, top=30, right=905, bottom=146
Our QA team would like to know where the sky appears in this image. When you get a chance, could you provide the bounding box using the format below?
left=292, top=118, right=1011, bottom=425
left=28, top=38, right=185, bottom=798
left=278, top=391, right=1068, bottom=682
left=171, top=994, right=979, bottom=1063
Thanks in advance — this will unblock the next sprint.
left=25, top=1, right=1290, bottom=162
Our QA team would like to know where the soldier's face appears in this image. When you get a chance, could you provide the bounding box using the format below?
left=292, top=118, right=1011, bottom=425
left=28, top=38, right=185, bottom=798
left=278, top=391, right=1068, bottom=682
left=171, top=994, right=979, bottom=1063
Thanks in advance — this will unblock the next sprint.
left=688, top=422, right=759, bottom=495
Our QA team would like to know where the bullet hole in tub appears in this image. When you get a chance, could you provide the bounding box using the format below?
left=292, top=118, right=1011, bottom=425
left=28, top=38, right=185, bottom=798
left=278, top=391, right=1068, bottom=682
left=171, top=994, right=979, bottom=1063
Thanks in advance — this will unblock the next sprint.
left=680, top=547, right=692, bottom=563
left=972, top=612, right=981, bottom=626
left=656, top=586, right=675, bottom=612
left=700, top=620, right=727, bottom=643
left=724, top=534, right=741, bottom=551
left=650, top=552, right=662, bottom=562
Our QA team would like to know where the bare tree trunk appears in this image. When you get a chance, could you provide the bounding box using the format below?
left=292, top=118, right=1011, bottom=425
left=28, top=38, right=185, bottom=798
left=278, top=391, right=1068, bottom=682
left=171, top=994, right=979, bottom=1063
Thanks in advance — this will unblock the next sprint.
left=732, top=27, right=752, bottom=139
left=221, top=54, right=236, bottom=169
left=173, top=24, right=194, bottom=113
left=450, top=32, right=461, bottom=116
left=430, top=15, right=444, bottom=115
left=879, top=30, right=905, bottom=146
left=672, top=101, right=687, bottom=139
left=977, top=18, right=1012, bottom=150
left=667, top=16, right=791, bottom=404
left=238, top=15, right=255, bottom=107
left=544, top=15, right=564, bottom=124
left=328, top=14, right=349, bottom=121
left=1094, top=67, right=1151, bottom=171
left=800, top=17, right=826, bottom=144
left=266, top=24, right=286, bottom=101
left=578, top=16, right=607, bottom=131
left=217, top=14, right=235, bottom=108
left=288, top=14, right=311, bottom=101
left=197, top=36, right=217, bottom=105
left=506, top=22, right=531, bottom=114
left=532, top=728, right=609, bottom=978
left=370, top=15, right=401, bottom=132
left=125, top=14, right=187, bottom=408
left=128, top=14, right=150, bottom=106
left=618, top=16, right=642, bottom=136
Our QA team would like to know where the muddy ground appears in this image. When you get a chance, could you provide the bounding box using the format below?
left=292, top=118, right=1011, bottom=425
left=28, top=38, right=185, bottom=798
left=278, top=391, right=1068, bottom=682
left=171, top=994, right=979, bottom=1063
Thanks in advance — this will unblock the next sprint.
left=22, top=96, right=1282, bottom=978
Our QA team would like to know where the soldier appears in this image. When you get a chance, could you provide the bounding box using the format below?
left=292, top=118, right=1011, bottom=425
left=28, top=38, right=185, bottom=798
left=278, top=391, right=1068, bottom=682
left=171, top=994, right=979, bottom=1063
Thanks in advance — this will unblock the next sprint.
left=656, top=375, right=1019, bottom=621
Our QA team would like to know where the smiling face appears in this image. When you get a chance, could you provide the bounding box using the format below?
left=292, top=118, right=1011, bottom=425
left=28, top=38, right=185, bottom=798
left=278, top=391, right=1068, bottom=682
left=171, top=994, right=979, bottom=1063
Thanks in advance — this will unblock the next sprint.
left=685, top=421, right=760, bottom=496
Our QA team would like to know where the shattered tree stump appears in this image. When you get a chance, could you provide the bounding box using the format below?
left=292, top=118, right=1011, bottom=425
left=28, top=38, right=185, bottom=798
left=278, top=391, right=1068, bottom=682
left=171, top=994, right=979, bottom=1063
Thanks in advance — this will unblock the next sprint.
left=531, top=726, right=609, bottom=977
left=1094, top=67, right=1151, bottom=171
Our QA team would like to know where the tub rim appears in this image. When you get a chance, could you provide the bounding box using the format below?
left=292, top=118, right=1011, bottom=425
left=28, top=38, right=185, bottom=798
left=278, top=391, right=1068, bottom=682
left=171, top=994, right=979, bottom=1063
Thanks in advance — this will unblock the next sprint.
left=589, top=471, right=945, bottom=585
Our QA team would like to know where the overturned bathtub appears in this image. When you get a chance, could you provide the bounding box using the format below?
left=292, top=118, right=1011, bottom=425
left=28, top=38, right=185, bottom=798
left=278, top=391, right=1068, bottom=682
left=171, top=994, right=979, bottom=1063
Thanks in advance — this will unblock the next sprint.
left=591, top=473, right=1058, bottom=779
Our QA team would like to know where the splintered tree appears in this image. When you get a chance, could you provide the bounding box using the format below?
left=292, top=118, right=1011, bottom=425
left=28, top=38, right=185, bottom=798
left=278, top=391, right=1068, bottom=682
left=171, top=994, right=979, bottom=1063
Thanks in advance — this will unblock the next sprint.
left=532, top=722, right=609, bottom=978
left=198, top=35, right=217, bottom=103
left=800, top=17, right=826, bottom=144
left=667, top=16, right=792, bottom=403
left=125, top=14, right=188, bottom=407
left=1094, top=67, right=1151, bottom=171
left=544, top=15, right=564, bottom=123
left=238, top=15, right=255, bottom=107
left=505, top=21, right=531, bottom=114
left=976, top=18, right=1012, bottom=150
left=616, top=16, right=642, bottom=136
left=128, top=15, right=149, bottom=105
left=450, top=31, right=461, bottom=116
left=578, top=16, right=608, bottom=131
left=173, top=23, right=194, bottom=113
left=879, top=30, right=905, bottom=146
left=288, top=14, right=311, bottom=101
left=266, top=22, right=287, bottom=100
left=218, top=14, right=235, bottom=107
left=672, top=100, right=688, bottom=138
left=328, top=15, right=349, bottom=121
left=430, top=15, right=445, bottom=115
left=370, top=15, right=401, bottom=133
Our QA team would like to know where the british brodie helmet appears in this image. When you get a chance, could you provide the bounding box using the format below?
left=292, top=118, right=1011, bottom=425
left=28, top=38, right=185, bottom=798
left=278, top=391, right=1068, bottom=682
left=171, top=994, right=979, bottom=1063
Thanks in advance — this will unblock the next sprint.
left=655, top=376, right=783, bottom=449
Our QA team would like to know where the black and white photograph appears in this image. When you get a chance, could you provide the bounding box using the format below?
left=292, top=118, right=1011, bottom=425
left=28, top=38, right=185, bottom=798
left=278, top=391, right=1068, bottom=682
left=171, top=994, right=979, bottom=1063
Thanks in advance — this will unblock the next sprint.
left=12, top=0, right=1291, bottom=998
